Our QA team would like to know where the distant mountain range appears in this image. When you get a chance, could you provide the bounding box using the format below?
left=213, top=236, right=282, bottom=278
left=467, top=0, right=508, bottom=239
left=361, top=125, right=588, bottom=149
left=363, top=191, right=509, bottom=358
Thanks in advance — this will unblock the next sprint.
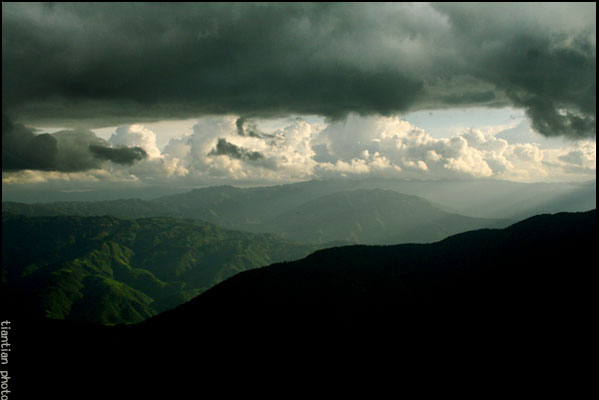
left=2, top=214, right=321, bottom=324
left=4, top=177, right=595, bottom=220
left=3, top=185, right=513, bottom=245
left=264, top=189, right=509, bottom=244
left=8, top=210, right=596, bottom=400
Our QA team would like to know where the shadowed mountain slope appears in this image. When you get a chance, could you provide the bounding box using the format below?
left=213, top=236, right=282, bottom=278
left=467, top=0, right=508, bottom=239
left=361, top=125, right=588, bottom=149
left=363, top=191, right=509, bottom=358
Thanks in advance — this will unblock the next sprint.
left=144, top=209, right=595, bottom=333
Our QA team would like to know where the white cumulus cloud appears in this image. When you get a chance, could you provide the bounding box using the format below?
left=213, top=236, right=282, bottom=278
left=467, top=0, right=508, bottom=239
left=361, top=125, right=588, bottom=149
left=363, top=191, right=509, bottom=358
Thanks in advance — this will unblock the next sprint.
left=5, top=114, right=594, bottom=186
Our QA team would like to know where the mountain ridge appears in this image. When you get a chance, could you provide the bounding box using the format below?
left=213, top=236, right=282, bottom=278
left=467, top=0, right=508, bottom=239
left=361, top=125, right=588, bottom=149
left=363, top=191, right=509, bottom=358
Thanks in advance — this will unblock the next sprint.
left=141, top=209, right=596, bottom=333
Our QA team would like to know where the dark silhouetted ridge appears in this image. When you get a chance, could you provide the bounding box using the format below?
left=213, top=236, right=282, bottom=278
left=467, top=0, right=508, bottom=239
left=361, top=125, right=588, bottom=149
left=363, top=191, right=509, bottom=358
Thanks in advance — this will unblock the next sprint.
left=144, top=209, right=595, bottom=335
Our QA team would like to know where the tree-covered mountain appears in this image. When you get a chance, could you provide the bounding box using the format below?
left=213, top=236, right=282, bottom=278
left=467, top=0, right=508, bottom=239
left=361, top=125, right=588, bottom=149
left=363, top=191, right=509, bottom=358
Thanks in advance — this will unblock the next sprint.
left=2, top=214, right=321, bottom=324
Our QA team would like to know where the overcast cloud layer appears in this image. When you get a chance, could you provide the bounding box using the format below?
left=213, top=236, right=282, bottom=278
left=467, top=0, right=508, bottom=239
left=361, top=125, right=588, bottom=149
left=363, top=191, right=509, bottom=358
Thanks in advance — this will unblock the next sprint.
left=2, top=3, right=596, bottom=139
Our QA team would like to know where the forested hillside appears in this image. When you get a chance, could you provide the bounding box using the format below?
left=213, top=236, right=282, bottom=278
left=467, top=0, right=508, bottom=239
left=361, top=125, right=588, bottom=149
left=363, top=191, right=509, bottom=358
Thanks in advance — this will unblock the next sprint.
left=2, top=214, right=320, bottom=324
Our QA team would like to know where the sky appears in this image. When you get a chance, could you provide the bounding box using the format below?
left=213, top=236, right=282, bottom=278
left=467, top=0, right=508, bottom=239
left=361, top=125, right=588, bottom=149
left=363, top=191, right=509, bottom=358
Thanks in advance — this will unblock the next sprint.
left=2, top=3, right=596, bottom=197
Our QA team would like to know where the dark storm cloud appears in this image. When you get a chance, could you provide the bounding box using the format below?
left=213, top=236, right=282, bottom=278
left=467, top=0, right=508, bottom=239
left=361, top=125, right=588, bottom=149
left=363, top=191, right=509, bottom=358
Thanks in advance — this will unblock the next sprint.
left=235, top=117, right=272, bottom=138
left=208, top=138, right=265, bottom=162
left=2, top=115, right=148, bottom=171
left=236, top=118, right=247, bottom=137
left=1, top=3, right=595, bottom=138
left=89, top=145, right=148, bottom=165
left=430, top=3, right=596, bottom=138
